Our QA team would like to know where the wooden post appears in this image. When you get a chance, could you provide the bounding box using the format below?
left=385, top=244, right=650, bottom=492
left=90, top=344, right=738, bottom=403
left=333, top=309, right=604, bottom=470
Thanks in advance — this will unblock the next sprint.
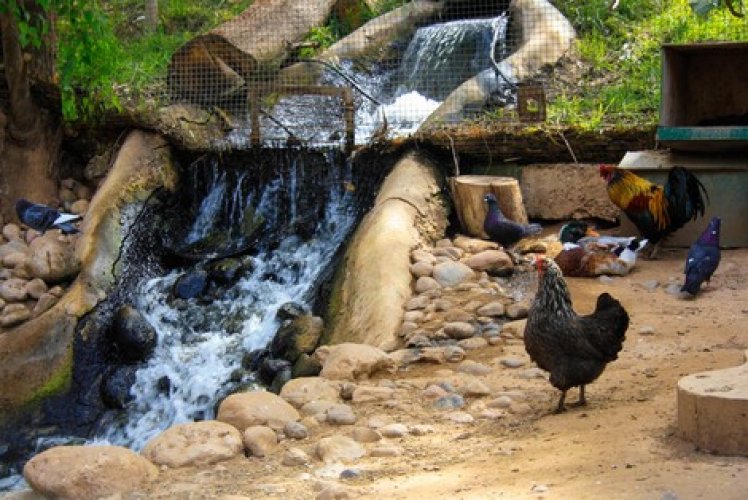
left=248, top=85, right=261, bottom=148
left=448, top=175, right=528, bottom=238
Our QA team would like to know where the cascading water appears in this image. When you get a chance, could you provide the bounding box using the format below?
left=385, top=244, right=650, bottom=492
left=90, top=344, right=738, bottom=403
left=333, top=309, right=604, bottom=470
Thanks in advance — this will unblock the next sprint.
left=103, top=150, right=358, bottom=450
left=0, top=149, right=369, bottom=492
left=227, top=14, right=509, bottom=148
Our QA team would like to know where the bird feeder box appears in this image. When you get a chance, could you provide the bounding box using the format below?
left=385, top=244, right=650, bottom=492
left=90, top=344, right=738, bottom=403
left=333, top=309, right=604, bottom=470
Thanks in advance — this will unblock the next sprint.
left=657, top=42, right=748, bottom=152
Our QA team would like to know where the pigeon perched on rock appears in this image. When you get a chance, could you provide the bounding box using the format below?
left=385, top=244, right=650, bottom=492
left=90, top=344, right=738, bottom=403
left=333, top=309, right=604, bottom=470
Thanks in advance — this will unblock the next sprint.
left=483, top=193, right=542, bottom=247
left=681, top=216, right=721, bottom=297
left=15, top=198, right=82, bottom=234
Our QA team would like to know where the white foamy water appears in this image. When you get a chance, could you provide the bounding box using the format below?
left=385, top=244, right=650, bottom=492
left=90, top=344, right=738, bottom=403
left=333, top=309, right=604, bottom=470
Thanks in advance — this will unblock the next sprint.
left=102, top=165, right=356, bottom=451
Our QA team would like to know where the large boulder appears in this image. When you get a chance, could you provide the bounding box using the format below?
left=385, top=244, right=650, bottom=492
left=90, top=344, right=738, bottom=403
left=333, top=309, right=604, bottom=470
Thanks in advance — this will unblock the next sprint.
left=217, top=390, right=300, bottom=431
left=324, top=150, right=448, bottom=349
left=23, top=445, right=158, bottom=499
left=315, top=343, right=395, bottom=380
left=279, top=376, right=341, bottom=408
left=141, top=421, right=244, bottom=467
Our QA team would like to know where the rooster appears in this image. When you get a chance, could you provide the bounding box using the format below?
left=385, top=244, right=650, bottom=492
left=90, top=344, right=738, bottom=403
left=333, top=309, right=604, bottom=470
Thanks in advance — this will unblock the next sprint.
left=524, top=257, right=629, bottom=413
left=598, top=164, right=708, bottom=257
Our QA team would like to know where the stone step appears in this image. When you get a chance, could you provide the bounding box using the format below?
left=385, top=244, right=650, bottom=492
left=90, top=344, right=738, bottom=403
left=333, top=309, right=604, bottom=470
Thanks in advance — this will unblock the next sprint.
left=677, top=349, right=748, bottom=456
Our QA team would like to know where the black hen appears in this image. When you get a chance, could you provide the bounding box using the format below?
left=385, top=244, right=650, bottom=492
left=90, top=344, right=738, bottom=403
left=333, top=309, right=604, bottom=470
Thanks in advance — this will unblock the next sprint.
left=524, top=257, right=629, bottom=413
left=483, top=193, right=541, bottom=247
left=15, top=198, right=82, bottom=234
left=681, top=216, right=721, bottom=297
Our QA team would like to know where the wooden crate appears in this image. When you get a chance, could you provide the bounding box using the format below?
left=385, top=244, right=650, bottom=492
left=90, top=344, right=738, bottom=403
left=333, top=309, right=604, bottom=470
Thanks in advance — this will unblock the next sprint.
left=657, top=42, right=748, bottom=152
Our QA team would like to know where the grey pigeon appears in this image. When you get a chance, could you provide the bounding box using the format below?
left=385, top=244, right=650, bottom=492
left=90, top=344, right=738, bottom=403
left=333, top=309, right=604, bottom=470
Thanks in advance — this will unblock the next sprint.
left=15, top=198, right=82, bottom=234
left=483, top=193, right=541, bottom=247
left=681, top=216, right=721, bottom=297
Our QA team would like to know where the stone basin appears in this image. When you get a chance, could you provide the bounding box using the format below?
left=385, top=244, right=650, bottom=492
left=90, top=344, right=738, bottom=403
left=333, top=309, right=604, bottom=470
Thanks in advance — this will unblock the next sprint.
left=677, top=349, right=748, bottom=456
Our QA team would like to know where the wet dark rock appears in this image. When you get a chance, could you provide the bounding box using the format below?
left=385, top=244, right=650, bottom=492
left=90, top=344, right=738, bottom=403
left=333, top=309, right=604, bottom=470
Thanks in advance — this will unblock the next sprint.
left=243, top=348, right=269, bottom=371
left=101, top=365, right=137, bottom=409
left=206, top=256, right=251, bottom=285
left=276, top=302, right=306, bottom=322
left=270, top=366, right=292, bottom=394
left=156, top=376, right=171, bottom=395
left=292, top=353, right=322, bottom=378
left=293, top=214, right=317, bottom=241
left=258, top=357, right=292, bottom=387
left=173, top=269, right=209, bottom=299
left=111, top=305, right=157, bottom=363
left=271, top=314, right=323, bottom=363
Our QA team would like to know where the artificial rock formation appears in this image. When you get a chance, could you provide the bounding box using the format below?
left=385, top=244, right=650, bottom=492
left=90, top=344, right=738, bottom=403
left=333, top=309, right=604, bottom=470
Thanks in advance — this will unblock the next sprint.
left=0, top=130, right=177, bottom=417
left=324, top=149, right=448, bottom=350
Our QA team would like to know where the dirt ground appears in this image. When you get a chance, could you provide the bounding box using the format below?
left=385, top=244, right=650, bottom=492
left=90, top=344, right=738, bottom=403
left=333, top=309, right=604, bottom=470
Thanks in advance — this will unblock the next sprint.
left=138, top=244, right=748, bottom=500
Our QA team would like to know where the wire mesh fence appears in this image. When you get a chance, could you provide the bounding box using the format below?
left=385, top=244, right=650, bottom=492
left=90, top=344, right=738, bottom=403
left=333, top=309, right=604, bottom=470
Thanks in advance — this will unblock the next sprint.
left=106, top=1, right=748, bottom=148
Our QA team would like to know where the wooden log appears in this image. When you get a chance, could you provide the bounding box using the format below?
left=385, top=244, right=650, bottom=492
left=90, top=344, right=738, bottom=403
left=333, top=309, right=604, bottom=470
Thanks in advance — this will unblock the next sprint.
left=168, top=0, right=338, bottom=104
left=448, top=175, right=529, bottom=238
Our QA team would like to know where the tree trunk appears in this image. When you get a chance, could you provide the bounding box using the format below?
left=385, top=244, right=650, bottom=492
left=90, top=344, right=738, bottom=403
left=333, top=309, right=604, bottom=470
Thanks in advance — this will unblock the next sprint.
left=0, top=2, right=60, bottom=221
left=145, top=0, right=159, bottom=32
left=167, top=0, right=339, bottom=105
left=449, top=175, right=529, bottom=238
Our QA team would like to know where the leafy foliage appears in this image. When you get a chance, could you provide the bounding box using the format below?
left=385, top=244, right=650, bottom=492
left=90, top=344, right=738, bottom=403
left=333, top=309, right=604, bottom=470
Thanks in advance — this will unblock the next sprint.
left=549, top=0, right=748, bottom=127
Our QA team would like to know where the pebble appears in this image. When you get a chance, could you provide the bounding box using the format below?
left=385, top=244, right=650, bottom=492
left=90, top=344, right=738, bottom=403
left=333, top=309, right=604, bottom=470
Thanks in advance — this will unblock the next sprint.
left=517, top=368, right=546, bottom=379
left=443, top=345, right=466, bottom=363
left=284, top=421, right=309, bottom=440
left=500, top=357, right=526, bottom=369
left=410, top=261, right=433, bottom=278
left=351, top=426, right=381, bottom=443
left=640, top=279, right=660, bottom=292
left=456, top=360, right=492, bottom=376
left=599, top=275, right=615, bottom=284
left=476, top=301, right=505, bottom=317
left=488, top=396, right=513, bottom=409
left=369, top=444, right=404, bottom=457
left=415, top=277, right=441, bottom=293
left=379, top=423, right=408, bottom=438
left=282, top=447, right=310, bottom=466
left=444, top=411, right=474, bottom=424
left=409, top=424, right=435, bottom=436
left=339, top=468, right=362, bottom=479
left=458, top=337, right=488, bottom=351
left=434, top=394, right=465, bottom=410
left=444, top=321, right=476, bottom=340
left=531, top=484, right=549, bottom=493
left=459, top=380, right=491, bottom=397
left=326, top=404, right=357, bottom=425
left=638, top=325, right=656, bottom=336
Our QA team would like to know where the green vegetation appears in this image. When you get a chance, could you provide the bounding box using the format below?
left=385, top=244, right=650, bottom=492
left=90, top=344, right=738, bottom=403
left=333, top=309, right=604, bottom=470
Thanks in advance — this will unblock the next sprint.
left=5, top=0, right=746, bottom=126
left=546, top=0, right=748, bottom=128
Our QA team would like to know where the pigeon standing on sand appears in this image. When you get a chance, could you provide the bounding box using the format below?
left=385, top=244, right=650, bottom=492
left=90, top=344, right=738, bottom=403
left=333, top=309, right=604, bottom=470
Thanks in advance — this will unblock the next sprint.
left=15, top=198, right=82, bottom=234
left=483, top=193, right=542, bottom=247
left=681, top=216, right=721, bottom=298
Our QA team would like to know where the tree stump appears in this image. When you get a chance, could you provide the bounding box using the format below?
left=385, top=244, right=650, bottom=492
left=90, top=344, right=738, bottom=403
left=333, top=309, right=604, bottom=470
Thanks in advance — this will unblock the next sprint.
left=448, top=175, right=529, bottom=238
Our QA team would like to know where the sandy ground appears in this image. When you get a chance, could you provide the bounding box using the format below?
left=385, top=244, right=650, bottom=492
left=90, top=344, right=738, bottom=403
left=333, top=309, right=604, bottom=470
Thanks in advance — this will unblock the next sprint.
left=127, top=246, right=748, bottom=499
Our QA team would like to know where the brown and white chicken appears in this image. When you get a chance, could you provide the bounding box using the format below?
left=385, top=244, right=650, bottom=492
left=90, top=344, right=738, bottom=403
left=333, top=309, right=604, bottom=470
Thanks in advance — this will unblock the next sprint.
left=524, top=257, right=630, bottom=413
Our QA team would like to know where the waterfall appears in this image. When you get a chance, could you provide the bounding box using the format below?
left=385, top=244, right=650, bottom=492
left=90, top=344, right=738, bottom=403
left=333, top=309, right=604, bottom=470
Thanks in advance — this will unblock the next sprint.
left=101, top=150, right=356, bottom=450
left=396, top=17, right=506, bottom=101
left=226, top=14, right=509, bottom=149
